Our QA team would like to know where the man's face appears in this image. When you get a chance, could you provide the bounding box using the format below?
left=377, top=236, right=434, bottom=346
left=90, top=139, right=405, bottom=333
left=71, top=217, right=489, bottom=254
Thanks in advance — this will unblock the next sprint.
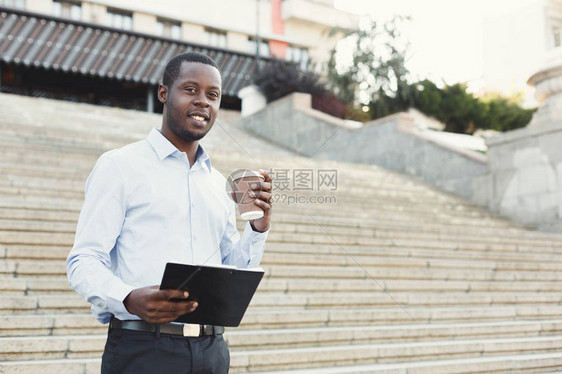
left=160, top=61, right=222, bottom=143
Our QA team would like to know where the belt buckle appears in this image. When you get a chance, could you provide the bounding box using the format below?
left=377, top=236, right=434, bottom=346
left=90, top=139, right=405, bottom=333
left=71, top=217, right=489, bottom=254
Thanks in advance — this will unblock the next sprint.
left=182, top=324, right=200, bottom=337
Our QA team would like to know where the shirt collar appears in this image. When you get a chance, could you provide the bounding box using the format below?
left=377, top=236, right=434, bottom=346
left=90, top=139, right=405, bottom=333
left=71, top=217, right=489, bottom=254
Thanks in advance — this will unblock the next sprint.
left=147, top=128, right=212, bottom=173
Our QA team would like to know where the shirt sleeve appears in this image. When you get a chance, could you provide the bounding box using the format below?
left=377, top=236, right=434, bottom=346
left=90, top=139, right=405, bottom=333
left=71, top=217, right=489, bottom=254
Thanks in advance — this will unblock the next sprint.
left=66, top=154, right=135, bottom=323
left=219, top=200, right=269, bottom=268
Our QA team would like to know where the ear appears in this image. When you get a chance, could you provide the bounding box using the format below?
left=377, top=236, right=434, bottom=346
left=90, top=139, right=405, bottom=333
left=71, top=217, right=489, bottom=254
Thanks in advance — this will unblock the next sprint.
left=157, top=84, right=168, bottom=104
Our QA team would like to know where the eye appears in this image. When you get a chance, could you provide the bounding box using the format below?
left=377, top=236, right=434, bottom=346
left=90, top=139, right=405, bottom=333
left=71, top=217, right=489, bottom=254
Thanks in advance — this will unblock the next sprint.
left=208, top=91, right=220, bottom=99
left=184, top=87, right=197, bottom=94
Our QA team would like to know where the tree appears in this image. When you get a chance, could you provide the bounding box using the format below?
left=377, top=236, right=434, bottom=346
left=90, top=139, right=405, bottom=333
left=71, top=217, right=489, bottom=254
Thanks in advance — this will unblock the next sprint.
left=254, top=59, right=324, bottom=103
left=326, top=16, right=412, bottom=108
left=254, top=58, right=348, bottom=118
left=410, top=81, right=536, bottom=134
left=477, top=94, right=535, bottom=132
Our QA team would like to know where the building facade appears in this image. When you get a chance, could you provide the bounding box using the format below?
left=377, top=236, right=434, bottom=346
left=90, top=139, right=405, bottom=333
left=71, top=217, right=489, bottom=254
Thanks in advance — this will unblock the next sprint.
left=482, top=0, right=562, bottom=107
left=0, top=0, right=358, bottom=111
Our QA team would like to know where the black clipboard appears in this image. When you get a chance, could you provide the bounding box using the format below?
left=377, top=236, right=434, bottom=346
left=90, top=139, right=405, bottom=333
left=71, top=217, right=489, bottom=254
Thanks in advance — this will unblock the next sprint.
left=159, top=262, right=264, bottom=327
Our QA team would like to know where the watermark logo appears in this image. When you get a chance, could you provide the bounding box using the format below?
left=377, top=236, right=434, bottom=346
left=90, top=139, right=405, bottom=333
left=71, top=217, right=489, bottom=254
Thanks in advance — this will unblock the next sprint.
left=268, top=168, right=338, bottom=206
left=268, top=168, right=338, bottom=192
left=225, top=169, right=263, bottom=204
left=225, top=168, right=338, bottom=206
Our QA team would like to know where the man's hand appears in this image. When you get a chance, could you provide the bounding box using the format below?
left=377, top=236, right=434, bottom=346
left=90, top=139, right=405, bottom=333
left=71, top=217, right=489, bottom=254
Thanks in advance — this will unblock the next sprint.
left=123, top=285, right=198, bottom=324
left=250, top=169, right=273, bottom=233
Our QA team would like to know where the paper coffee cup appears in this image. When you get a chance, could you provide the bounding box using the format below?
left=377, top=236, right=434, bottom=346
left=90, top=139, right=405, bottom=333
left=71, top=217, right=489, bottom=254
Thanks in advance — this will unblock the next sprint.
left=228, top=170, right=265, bottom=220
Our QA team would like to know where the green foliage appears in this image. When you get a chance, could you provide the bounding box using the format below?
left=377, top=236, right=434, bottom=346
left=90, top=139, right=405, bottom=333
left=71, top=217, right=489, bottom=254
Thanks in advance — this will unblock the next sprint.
left=477, top=95, right=535, bottom=132
left=254, top=59, right=324, bottom=103
left=408, top=81, right=535, bottom=133
left=324, top=16, right=535, bottom=133
left=436, top=83, right=482, bottom=133
left=254, top=58, right=348, bottom=119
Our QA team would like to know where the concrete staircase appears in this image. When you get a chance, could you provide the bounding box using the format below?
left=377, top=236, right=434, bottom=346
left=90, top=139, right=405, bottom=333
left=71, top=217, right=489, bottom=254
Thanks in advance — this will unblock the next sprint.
left=1, top=92, right=562, bottom=373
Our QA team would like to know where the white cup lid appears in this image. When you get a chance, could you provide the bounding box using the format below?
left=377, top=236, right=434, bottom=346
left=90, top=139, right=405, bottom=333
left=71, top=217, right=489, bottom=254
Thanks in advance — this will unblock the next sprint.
left=230, top=169, right=264, bottom=181
left=240, top=210, right=264, bottom=220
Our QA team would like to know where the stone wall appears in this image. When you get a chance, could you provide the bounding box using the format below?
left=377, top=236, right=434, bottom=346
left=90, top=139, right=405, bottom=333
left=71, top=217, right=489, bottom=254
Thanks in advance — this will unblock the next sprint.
left=480, top=122, right=562, bottom=231
left=236, top=93, right=488, bottom=201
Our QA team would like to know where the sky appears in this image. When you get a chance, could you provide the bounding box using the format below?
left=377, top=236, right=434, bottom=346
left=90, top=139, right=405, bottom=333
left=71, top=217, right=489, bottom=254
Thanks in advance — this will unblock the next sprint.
left=333, top=0, right=538, bottom=91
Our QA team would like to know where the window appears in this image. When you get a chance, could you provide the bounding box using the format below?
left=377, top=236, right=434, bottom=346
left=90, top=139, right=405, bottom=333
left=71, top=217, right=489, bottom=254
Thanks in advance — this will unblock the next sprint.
left=554, top=28, right=562, bottom=48
left=0, top=0, right=24, bottom=8
left=157, top=19, right=181, bottom=40
left=287, top=45, right=309, bottom=69
left=52, top=0, right=81, bottom=20
left=106, top=9, right=132, bottom=30
left=205, top=28, right=227, bottom=49
left=248, top=37, right=270, bottom=58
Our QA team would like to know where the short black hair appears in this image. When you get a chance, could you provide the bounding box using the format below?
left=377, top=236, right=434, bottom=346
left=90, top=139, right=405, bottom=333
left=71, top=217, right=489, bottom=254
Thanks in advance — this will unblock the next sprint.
left=162, top=51, right=221, bottom=87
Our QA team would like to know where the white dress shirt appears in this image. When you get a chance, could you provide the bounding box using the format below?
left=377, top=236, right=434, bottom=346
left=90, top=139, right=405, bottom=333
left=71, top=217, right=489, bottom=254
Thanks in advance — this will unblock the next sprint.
left=66, top=129, right=268, bottom=323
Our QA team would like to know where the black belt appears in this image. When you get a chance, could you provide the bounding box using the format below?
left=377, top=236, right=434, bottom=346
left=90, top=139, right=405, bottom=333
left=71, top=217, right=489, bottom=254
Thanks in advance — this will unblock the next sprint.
left=109, top=318, right=224, bottom=337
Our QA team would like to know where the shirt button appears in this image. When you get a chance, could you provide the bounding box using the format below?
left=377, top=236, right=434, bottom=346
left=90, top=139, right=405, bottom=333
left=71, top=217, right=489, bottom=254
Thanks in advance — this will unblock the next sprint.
left=191, top=202, right=195, bottom=208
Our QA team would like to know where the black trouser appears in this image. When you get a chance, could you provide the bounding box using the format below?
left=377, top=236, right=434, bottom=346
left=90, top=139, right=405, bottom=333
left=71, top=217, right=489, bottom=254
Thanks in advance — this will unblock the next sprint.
left=101, top=326, right=230, bottom=374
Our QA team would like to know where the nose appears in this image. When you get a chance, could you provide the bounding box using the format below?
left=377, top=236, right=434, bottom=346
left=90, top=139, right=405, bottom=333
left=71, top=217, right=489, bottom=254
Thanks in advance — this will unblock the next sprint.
left=193, top=93, right=210, bottom=107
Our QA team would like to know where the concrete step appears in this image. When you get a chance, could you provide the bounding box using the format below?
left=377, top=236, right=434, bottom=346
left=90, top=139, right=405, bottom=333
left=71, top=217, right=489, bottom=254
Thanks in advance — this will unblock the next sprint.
left=229, top=335, right=562, bottom=372
left=241, top=305, right=562, bottom=328
left=266, top=264, right=562, bottom=282
left=3, top=222, right=562, bottom=261
left=257, top=278, right=562, bottom=294
left=3, top=326, right=562, bottom=363
left=0, top=295, right=90, bottom=315
left=1, top=294, right=562, bottom=326
left=262, top=244, right=562, bottom=267
left=0, top=175, right=540, bottom=231
left=0, top=198, right=82, bottom=212
left=0, top=358, right=100, bottom=374
left=4, top=256, right=562, bottom=282
left=1, top=219, right=558, bottom=262
left=0, top=186, right=83, bottom=200
left=270, top=213, right=557, bottom=242
left=0, top=314, right=105, bottom=337
left=2, top=290, right=562, bottom=316
left=3, top=273, right=562, bottom=299
left=228, top=320, right=562, bottom=349
left=248, top=291, right=562, bottom=310
left=0, top=335, right=105, bottom=361
left=0, top=121, right=144, bottom=147
left=3, top=351, right=562, bottom=374
left=265, top=232, right=562, bottom=257
left=0, top=164, right=89, bottom=181
left=0, top=160, right=527, bottom=226
left=0, top=208, right=78, bottom=223
left=270, top=223, right=562, bottom=249
left=3, top=93, right=562, bottom=373
left=3, top=314, right=562, bottom=344
left=0, top=208, right=549, bottom=250
left=0, top=220, right=77, bottom=233
left=0, top=260, right=67, bottom=277
left=262, top=252, right=562, bottom=273
left=0, top=187, right=513, bottom=225
left=0, top=198, right=508, bottom=232
left=4, top=239, right=562, bottom=270
left=0, top=277, right=70, bottom=295
left=6, top=275, right=562, bottom=297
left=250, top=352, right=562, bottom=374
left=3, top=306, right=562, bottom=338
left=1, top=245, right=70, bottom=261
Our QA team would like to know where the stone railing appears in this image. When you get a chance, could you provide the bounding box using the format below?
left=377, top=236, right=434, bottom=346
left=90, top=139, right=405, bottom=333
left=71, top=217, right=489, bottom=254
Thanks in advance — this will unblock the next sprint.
left=237, top=45, right=562, bottom=233
left=236, top=92, right=488, bottom=201
left=475, top=47, right=562, bottom=231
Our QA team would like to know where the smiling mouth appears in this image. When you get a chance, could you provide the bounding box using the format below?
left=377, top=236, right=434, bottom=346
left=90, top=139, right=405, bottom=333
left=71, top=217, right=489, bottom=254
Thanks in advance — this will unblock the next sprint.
left=191, top=115, right=207, bottom=122
left=189, top=113, right=210, bottom=125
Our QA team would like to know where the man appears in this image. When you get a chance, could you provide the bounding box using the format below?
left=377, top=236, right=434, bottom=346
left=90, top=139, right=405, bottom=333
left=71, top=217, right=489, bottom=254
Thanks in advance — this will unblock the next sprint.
left=66, top=51, right=272, bottom=374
